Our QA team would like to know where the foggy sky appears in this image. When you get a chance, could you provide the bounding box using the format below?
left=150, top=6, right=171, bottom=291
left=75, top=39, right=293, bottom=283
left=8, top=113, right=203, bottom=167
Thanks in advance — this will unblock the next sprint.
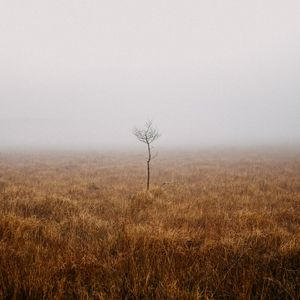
left=1, top=1, right=300, bottom=149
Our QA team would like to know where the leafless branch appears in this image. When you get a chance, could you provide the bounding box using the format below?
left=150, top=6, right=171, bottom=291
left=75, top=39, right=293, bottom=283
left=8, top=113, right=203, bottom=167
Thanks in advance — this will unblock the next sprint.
left=133, top=120, right=161, bottom=190
left=133, top=121, right=160, bottom=145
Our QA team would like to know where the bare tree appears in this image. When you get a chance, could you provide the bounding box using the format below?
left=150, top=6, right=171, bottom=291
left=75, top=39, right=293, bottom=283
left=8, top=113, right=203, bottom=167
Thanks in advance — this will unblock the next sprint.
left=133, top=121, right=161, bottom=191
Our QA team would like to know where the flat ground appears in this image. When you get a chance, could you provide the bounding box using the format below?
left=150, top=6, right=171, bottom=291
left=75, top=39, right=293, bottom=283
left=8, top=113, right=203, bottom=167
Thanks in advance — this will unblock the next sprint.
left=0, top=148, right=299, bottom=299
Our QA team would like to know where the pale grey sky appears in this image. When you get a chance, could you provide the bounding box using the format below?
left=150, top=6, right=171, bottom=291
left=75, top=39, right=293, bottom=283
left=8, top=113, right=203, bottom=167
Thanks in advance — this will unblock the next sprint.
left=1, top=0, right=300, bottom=148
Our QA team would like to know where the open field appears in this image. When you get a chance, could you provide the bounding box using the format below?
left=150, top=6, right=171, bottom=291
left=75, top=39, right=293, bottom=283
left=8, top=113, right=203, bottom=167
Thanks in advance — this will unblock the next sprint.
left=0, top=148, right=299, bottom=299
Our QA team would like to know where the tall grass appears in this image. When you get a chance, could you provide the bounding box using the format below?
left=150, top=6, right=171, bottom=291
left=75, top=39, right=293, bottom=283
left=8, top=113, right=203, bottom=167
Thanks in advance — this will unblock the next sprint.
left=0, top=149, right=299, bottom=299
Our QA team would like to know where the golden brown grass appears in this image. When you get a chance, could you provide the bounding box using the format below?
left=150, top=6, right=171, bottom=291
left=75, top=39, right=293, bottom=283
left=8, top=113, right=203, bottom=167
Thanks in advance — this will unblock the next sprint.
left=0, top=149, right=299, bottom=299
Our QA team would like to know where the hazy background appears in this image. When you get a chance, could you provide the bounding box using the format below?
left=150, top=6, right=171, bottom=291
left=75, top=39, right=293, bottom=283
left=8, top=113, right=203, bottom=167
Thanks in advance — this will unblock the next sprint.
left=1, top=0, right=300, bottom=149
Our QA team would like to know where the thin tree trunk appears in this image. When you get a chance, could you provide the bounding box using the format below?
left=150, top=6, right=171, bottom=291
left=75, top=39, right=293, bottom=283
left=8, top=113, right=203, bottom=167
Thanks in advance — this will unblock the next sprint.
left=147, top=142, right=151, bottom=190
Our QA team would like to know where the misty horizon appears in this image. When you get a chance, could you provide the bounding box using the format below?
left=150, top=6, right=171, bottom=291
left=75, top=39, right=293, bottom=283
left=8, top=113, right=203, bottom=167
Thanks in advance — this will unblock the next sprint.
left=0, top=117, right=300, bottom=150
left=1, top=1, right=300, bottom=149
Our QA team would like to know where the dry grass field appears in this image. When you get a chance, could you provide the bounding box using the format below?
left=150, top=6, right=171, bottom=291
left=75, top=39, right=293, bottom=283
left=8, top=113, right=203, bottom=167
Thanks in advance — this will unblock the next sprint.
left=0, top=148, right=299, bottom=299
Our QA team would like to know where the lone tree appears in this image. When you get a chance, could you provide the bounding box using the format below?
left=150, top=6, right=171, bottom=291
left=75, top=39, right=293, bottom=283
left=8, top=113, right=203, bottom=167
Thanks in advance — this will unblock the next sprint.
left=133, top=121, right=161, bottom=191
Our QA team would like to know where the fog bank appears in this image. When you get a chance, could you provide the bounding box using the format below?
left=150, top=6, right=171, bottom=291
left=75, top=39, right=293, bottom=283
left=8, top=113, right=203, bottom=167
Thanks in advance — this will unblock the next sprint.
left=1, top=1, right=299, bottom=149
